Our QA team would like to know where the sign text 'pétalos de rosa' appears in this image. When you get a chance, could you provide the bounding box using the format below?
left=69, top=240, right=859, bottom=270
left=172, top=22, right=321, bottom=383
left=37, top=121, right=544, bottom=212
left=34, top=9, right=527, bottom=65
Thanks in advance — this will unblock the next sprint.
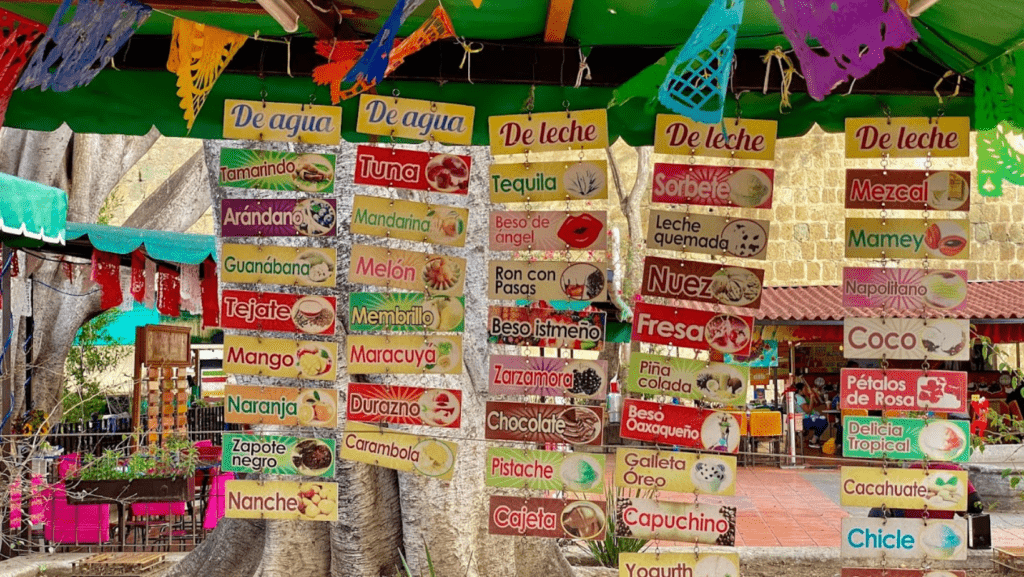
left=489, top=160, right=609, bottom=203
left=489, top=211, right=607, bottom=252
left=845, top=169, right=970, bottom=211
left=351, top=195, right=469, bottom=247
left=224, top=384, right=337, bottom=429
left=219, top=148, right=335, bottom=193
left=647, top=211, right=770, bottom=260
left=840, top=517, right=968, bottom=561
left=346, top=383, right=462, bottom=428
left=488, top=260, right=607, bottom=302
left=223, top=335, right=337, bottom=381
left=485, top=447, right=606, bottom=492
left=346, top=335, right=462, bottom=375
left=840, top=465, right=968, bottom=511
left=614, top=448, right=737, bottom=496
left=619, top=399, right=742, bottom=453
left=641, top=256, right=764, bottom=309
left=354, top=145, right=471, bottom=195
left=615, top=498, right=736, bottom=545
left=349, top=292, right=465, bottom=333
left=653, top=163, right=774, bottom=208
left=349, top=244, right=465, bottom=296
left=488, top=305, right=605, bottom=351
left=220, top=290, right=336, bottom=335
left=845, top=117, right=971, bottom=158
left=485, top=401, right=604, bottom=446
left=356, top=94, right=474, bottom=145
left=840, top=368, right=968, bottom=413
left=627, top=351, right=748, bottom=406
left=842, top=267, right=968, bottom=311
left=226, top=480, right=338, bottom=522
left=223, top=100, right=341, bottom=145
left=488, top=354, right=607, bottom=400
left=618, top=552, right=740, bottom=577
left=340, top=423, right=457, bottom=480
left=654, top=115, right=777, bottom=160
left=488, top=109, right=608, bottom=155
left=488, top=496, right=607, bottom=541
left=221, top=244, right=336, bottom=288
left=221, top=433, right=336, bottom=478
left=631, top=302, right=754, bottom=357
left=221, top=199, right=338, bottom=238
left=845, top=218, right=970, bottom=260
left=842, top=416, right=970, bottom=462
left=843, top=317, right=970, bottom=361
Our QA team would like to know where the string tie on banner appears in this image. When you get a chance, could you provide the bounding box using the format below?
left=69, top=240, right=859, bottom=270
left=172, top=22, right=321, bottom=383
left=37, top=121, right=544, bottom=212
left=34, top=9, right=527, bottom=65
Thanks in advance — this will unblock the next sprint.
left=575, top=48, right=591, bottom=89
left=761, top=47, right=799, bottom=111
left=456, top=37, right=483, bottom=84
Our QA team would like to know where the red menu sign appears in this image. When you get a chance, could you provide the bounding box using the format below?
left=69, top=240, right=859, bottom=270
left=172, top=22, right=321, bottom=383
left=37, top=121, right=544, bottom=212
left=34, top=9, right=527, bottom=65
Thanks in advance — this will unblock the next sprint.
left=652, top=164, right=774, bottom=209
left=840, top=368, right=968, bottom=413
left=631, top=302, right=753, bottom=356
left=220, top=290, right=337, bottom=335
left=641, top=256, right=764, bottom=309
left=346, top=383, right=462, bottom=428
left=489, top=496, right=607, bottom=540
left=353, top=145, right=471, bottom=195
left=845, top=169, right=970, bottom=211
left=484, top=401, right=603, bottom=446
left=619, top=399, right=741, bottom=453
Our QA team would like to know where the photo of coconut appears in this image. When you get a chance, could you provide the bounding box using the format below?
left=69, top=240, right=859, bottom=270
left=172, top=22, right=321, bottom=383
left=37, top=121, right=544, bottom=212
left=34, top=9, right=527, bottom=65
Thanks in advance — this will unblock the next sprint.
left=291, top=154, right=335, bottom=193
left=694, top=365, right=746, bottom=403
left=559, top=262, right=605, bottom=301
left=726, top=168, right=773, bottom=207
left=921, top=320, right=968, bottom=358
left=291, top=296, right=336, bottom=334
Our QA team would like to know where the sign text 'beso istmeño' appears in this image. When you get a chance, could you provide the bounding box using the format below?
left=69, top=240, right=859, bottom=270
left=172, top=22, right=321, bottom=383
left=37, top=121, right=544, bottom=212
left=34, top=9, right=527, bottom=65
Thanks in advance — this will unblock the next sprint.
left=487, top=305, right=605, bottom=351
left=840, top=368, right=967, bottom=413
left=356, top=94, right=473, bottom=145
left=844, top=317, right=970, bottom=361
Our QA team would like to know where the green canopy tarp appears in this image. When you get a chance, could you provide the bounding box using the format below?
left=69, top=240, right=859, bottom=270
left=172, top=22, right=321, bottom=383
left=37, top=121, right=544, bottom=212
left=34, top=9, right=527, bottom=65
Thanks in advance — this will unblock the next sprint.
left=66, top=223, right=216, bottom=265
left=0, top=172, right=67, bottom=246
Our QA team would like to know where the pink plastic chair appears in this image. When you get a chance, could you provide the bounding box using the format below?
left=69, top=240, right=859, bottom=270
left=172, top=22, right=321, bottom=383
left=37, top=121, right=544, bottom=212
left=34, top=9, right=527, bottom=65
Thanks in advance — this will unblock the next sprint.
left=43, top=482, right=111, bottom=544
left=58, top=453, right=80, bottom=479
left=203, top=471, right=234, bottom=530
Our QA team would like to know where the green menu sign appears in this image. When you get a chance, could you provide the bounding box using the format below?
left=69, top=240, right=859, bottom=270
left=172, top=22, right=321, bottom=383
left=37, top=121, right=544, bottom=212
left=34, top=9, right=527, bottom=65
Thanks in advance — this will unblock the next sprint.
left=842, top=417, right=970, bottom=462
left=222, top=433, right=336, bottom=477
left=218, top=148, right=336, bottom=193
left=349, top=292, right=465, bottom=333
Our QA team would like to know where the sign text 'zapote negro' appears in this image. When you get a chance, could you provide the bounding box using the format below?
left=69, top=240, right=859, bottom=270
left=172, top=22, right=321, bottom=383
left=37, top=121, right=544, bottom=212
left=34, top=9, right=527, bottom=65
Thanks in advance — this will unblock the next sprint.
left=222, top=433, right=336, bottom=478
left=488, top=305, right=605, bottom=350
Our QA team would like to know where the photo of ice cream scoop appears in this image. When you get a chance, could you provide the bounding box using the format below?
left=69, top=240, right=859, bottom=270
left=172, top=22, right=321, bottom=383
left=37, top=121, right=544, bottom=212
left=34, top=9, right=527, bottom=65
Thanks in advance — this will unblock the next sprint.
left=422, top=296, right=465, bottom=332
left=560, top=501, right=605, bottom=540
left=920, top=522, right=965, bottom=560
left=924, top=221, right=968, bottom=258
left=919, top=421, right=967, bottom=461
left=726, top=168, right=773, bottom=208
left=690, top=457, right=733, bottom=494
left=559, top=454, right=602, bottom=492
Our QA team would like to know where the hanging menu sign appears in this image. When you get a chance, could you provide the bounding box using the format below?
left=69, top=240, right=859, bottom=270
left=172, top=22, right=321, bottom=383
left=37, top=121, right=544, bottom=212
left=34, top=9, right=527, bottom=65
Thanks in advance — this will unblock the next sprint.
left=340, top=423, right=458, bottom=480
left=842, top=267, right=968, bottom=311
left=351, top=195, right=468, bottom=247
left=840, top=368, right=968, bottom=413
left=845, top=169, right=970, bottom=211
left=489, top=211, right=607, bottom=251
left=224, top=335, right=337, bottom=381
left=347, top=335, right=462, bottom=374
left=845, top=117, right=971, bottom=158
left=222, top=433, right=336, bottom=478
left=356, top=94, right=474, bottom=145
left=223, top=100, right=341, bottom=145
left=845, top=218, right=970, bottom=259
left=632, top=302, right=754, bottom=356
left=641, top=256, right=764, bottom=308
left=619, top=552, right=740, bottom=577
left=221, top=290, right=336, bottom=335
left=647, top=211, right=770, bottom=260
left=615, top=448, right=737, bottom=496
left=487, top=305, right=605, bottom=350
left=488, top=109, right=609, bottom=155
left=653, top=164, right=774, bottom=208
left=627, top=351, right=748, bottom=406
left=349, top=292, right=465, bottom=333
left=839, top=466, right=968, bottom=511
left=842, top=416, right=970, bottom=462
left=489, top=160, right=609, bottom=203
left=488, top=496, right=607, bottom=540
left=488, top=354, right=607, bottom=400
left=219, top=148, right=336, bottom=193
left=840, top=517, right=968, bottom=561
left=841, top=569, right=966, bottom=577
left=346, top=383, right=462, bottom=428
left=221, top=199, right=337, bottom=238
left=224, top=384, right=338, bottom=429
left=484, top=448, right=606, bottom=492
left=619, top=399, right=742, bottom=453
left=844, top=317, right=970, bottom=361
left=484, top=401, right=604, bottom=446
left=488, top=260, right=607, bottom=302
left=353, top=145, right=471, bottom=195
left=225, top=480, right=339, bottom=522
left=654, top=115, right=777, bottom=160
left=221, top=244, right=337, bottom=287
left=349, top=244, right=465, bottom=296
left=615, top=498, right=736, bottom=545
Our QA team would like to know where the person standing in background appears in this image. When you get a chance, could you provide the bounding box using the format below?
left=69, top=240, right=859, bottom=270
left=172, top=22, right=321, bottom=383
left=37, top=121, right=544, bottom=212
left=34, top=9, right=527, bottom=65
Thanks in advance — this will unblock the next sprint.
left=795, top=378, right=829, bottom=448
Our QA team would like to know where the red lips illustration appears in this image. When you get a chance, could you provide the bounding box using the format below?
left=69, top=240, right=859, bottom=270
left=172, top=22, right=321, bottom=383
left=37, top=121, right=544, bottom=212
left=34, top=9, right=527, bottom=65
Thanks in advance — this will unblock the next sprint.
left=557, top=213, right=604, bottom=249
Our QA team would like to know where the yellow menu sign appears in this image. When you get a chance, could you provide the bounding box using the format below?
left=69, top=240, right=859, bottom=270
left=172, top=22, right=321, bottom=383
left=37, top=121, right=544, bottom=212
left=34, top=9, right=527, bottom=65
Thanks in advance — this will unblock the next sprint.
left=347, top=335, right=462, bottom=374
left=845, top=117, right=970, bottom=158
left=654, top=115, right=777, bottom=160
left=351, top=195, right=469, bottom=247
left=223, top=100, right=341, bottom=144
left=489, top=109, right=609, bottom=155
left=221, top=243, right=337, bottom=288
left=226, top=480, right=338, bottom=522
left=840, top=466, right=967, bottom=511
left=356, top=94, right=474, bottom=145
left=614, top=448, right=737, bottom=495
left=223, top=335, right=337, bottom=381
left=341, top=423, right=458, bottom=480
left=224, top=384, right=338, bottom=429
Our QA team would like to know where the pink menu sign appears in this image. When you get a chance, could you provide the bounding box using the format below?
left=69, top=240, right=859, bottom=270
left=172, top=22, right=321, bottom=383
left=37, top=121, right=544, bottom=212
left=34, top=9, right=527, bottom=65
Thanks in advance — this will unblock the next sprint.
left=842, top=267, right=968, bottom=311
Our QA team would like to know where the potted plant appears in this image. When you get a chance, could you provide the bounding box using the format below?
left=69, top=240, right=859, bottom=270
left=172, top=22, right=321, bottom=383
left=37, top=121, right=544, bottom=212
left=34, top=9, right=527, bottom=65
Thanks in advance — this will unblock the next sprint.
left=66, top=434, right=198, bottom=504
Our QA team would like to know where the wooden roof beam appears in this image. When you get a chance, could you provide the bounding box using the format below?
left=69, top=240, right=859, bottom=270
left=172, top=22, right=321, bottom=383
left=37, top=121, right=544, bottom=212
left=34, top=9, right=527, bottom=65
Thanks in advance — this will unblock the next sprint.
left=543, top=0, right=574, bottom=43
left=279, top=0, right=337, bottom=39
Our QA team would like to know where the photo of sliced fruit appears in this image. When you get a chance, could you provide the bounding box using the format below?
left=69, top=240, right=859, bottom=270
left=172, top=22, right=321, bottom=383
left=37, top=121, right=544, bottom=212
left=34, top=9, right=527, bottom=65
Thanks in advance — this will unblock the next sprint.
left=297, top=249, right=336, bottom=285
left=924, top=221, right=968, bottom=258
left=424, top=337, right=462, bottom=373
left=704, top=314, right=751, bottom=354
left=297, top=390, right=337, bottom=427
left=425, top=154, right=470, bottom=193
left=422, top=296, right=465, bottom=332
left=291, top=154, right=335, bottom=193
left=418, top=389, right=461, bottom=427
left=422, top=255, right=464, bottom=295
left=413, top=439, right=455, bottom=477
left=919, top=421, right=967, bottom=461
left=297, top=344, right=333, bottom=377
left=426, top=207, right=467, bottom=245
